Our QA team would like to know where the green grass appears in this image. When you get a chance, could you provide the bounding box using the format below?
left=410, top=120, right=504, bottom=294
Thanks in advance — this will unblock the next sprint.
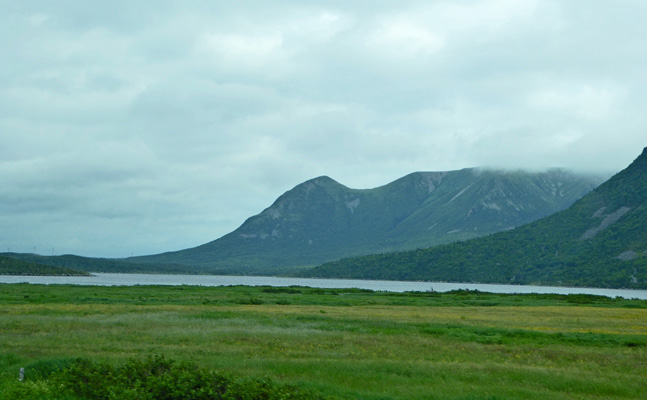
left=1, top=284, right=646, bottom=399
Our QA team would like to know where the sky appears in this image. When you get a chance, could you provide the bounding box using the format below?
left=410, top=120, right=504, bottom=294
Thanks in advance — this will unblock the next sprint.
left=1, top=0, right=646, bottom=258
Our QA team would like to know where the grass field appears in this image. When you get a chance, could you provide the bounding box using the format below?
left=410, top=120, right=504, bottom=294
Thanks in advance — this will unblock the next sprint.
left=1, top=284, right=646, bottom=399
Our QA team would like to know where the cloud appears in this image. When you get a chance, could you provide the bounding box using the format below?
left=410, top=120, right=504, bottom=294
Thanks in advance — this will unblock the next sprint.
left=529, top=83, right=625, bottom=121
left=368, top=18, right=445, bottom=58
left=1, top=0, right=646, bottom=257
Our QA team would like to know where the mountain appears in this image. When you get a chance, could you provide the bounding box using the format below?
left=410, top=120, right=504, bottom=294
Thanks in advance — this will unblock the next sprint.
left=305, top=148, right=647, bottom=289
left=130, top=168, right=601, bottom=274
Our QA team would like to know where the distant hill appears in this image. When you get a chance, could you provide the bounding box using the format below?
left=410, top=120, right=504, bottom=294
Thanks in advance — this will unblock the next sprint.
left=129, top=168, right=601, bottom=274
left=305, top=148, right=647, bottom=289
left=0, top=253, right=190, bottom=275
left=0, top=255, right=90, bottom=276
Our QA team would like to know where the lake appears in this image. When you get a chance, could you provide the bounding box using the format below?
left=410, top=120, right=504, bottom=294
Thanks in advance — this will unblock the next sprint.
left=1, top=273, right=647, bottom=299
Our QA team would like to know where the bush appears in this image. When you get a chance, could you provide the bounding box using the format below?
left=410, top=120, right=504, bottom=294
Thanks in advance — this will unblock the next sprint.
left=28, top=355, right=337, bottom=400
left=55, top=356, right=230, bottom=400
left=23, top=357, right=77, bottom=381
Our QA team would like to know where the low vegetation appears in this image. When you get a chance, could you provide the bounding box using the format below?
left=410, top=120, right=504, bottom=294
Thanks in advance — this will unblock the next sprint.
left=1, top=284, right=646, bottom=399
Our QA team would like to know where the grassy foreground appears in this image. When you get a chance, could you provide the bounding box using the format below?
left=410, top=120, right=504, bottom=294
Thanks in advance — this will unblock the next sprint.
left=0, top=284, right=646, bottom=399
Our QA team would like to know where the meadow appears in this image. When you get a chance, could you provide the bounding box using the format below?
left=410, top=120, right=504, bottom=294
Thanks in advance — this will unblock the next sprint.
left=1, top=283, right=646, bottom=399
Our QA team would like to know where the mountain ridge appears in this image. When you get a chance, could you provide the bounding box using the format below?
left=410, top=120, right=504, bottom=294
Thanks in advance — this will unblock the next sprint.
left=129, top=167, right=601, bottom=273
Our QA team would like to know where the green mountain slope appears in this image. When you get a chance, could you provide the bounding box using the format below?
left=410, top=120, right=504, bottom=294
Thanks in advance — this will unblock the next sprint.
left=130, top=168, right=600, bottom=273
left=305, top=148, right=647, bottom=289
left=0, top=253, right=190, bottom=274
left=0, top=255, right=90, bottom=276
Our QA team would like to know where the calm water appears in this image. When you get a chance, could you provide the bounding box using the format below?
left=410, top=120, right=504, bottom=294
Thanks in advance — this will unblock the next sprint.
left=1, top=273, right=646, bottom=299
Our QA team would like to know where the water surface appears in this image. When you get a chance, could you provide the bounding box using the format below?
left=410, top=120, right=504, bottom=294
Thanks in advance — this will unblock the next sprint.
left=1, top=273, right=646, bottom=299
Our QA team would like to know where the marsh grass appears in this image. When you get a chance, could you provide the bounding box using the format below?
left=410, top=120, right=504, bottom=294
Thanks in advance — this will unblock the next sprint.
left=0, top=284, right=646, bottom=399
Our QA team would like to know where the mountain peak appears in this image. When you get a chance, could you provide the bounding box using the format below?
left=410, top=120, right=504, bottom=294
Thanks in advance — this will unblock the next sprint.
left=295, top=175, right=347, bottom=191
left=306, top=175, right=338, bottom=184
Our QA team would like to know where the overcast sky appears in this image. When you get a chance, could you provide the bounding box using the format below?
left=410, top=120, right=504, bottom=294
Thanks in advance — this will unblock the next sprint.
left=1, top=0, right=646, bottom=258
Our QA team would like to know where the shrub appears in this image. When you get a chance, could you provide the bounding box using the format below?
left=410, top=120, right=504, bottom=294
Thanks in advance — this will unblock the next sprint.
left=54, top=356, right=229, bottom=400
left=36, top=355, right=336, bottom=400
left=22, top=357, right=77, bottom=381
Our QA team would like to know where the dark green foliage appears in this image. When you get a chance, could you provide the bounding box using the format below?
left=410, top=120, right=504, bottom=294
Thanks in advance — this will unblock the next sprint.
left=55, top=356, right=227, bottom=400
left=0, top=253, right=189, bottom=274
left=43, top=355, right=333, bottom=400
left=0, top=256, right=89, bottom=276
left=22, top=358, right=77, bottom=381
left=306, top=148, right=647, bottom=289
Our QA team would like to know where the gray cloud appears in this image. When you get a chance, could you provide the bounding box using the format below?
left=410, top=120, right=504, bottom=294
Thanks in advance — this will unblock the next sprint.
left=1, top=0, right=646, bottom=257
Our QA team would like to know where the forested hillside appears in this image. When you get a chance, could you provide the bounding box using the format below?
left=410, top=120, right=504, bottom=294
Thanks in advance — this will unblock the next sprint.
left=0, top=253, right=188, bottom=274
left=0, top=256, right=90, bottom=276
